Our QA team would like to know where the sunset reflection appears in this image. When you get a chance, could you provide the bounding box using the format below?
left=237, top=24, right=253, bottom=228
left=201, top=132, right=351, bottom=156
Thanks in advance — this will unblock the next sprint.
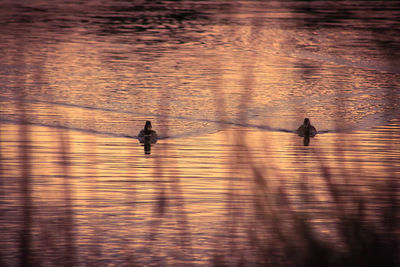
left=0, top=0, right=399, bottom=266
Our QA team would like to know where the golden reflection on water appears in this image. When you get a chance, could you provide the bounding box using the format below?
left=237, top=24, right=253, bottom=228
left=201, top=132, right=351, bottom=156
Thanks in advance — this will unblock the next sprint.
left=3, top=7, right=397, bottom=135
left=0, top=119, right=399, bottom=265
left=1, top=1, right=399, bottom=265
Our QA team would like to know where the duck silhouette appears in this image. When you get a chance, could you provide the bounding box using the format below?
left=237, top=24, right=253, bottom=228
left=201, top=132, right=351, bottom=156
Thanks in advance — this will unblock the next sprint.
left=296, top=118, right=317, bottom=137
left=138, top=121, right=158, bottom=154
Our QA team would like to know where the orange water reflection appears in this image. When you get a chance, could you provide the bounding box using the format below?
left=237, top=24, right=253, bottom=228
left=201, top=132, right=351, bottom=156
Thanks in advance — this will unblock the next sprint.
left=1, top=0, right=399, bottom=265
left=0, top=119, right=399, bottom=265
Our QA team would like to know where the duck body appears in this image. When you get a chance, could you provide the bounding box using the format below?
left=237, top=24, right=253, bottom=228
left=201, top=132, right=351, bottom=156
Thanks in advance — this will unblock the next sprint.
left=296, top=118, right=317, bottom=137
left=138, top=121, right=158, bottom=144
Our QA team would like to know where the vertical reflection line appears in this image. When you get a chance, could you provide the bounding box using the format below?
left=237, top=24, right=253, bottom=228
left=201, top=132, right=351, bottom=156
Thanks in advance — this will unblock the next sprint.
left=123, top=139, right=138, bottom=265
left=227, top=16, right=259, bottom=264
left=0, top=114, right=3, bottom=266
left=163, top=74, right=193, bottom=264
left=0, top=118, right=3, bottom=189
left=45, top=53, right=77, bottom=265
left=33, top=51, right=51, bottom=266
left=209, top=55, right=230, bottom=263
left=383, top=78, right=399, bottom=266
left=147, top=155, right=164, bottom=265
left=14, top=43, right=33, bottom=267
left=226, top=47, right=254, bottom=267
left=84, top=117, right=102, bottom=264
left=18, top=105, right=32, bottom=267
left=57, top=122, right=76, bottom=266
left=166, top=143, right=193, bottom=264
left=145, top=85, right=170, bottom=265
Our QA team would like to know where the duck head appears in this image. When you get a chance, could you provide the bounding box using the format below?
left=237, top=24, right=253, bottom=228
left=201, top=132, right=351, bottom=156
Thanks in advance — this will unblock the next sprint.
left=303, top=118, right=311, bottom=136
left=144, top=121, right=152, bottom=135
left=303, top=118, right=311, bottom=128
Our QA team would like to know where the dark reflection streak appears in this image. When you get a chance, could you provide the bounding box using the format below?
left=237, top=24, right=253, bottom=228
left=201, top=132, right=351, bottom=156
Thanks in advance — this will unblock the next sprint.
left=0, top=142, right=5, bottom=266
left=148, top=77, right=193, bottom=264
left=380, top=46, right=400, bottom=267
left=123, top=139, right=138, bottom=265
left=33, top=44, right=77, bottom=265
left=57, top=126, right=76, bottom=267
left=14, top=45, right=33, bottom=267
left=0, top=110, right=3, bottom=208
left=30, top=56, right=58, bottom=266
left=167, top=145, right=194, bottom=263
left=320, top=143, right=395, bottom=264
left=251, top=165, right=295, bottom=265
left=334, top=131, right=354, bottom=205
left=146, top=159, right=165, bottom=265
left=303, top=135, right=310, bottom=146
left=145, top=88, right=168, bottom=266
left=384, top=153, right=399, bottom=267
left=208, top=56, right=229, bottom=264
left=225, top=15, right=260, bottom=265
left=313, top=147, right=385, bottom=266
left=382, top=137, right=398, bottom=267
left=278, top=181, right=335, bottom=266
left=228, top=60, right=255, bottom=262
left=0, top=114, right=3, bottom=266
left=84, top=131, right=103, bottom=265
left=18, top=105, right=32, bottom=267
left=292, top=142, right=312, bottom=209
left=143, top=137, right=151, bottom=155
left=0, top=118, right=3, bottom=190
left=28, top=41, right=77, bottom=264
left=314, top=149, right=343, bottom=214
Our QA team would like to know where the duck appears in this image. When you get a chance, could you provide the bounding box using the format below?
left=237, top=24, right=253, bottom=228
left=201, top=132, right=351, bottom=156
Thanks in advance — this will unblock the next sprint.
left=138, top=121, right=158, bottom=144
left=296, top=118, right=317, bottom=137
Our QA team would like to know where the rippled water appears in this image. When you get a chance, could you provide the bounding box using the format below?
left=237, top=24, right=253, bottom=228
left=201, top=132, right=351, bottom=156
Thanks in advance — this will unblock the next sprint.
left=0, top=1, right=399, bottom=266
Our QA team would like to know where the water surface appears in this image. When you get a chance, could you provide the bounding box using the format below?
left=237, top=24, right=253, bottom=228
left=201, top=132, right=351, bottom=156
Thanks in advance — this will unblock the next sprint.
left=0, top=0, right=399, bottom=266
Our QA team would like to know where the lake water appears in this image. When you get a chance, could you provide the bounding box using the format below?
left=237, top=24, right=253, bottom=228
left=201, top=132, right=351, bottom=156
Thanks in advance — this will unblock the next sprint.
left=0, top=1, right=399, bottom=266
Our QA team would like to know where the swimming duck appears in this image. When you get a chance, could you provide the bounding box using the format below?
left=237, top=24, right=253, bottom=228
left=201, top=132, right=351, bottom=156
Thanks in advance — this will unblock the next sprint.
left=297, top=118, right=317, bottom=137
left=138, top=121, right=158, bottom=144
